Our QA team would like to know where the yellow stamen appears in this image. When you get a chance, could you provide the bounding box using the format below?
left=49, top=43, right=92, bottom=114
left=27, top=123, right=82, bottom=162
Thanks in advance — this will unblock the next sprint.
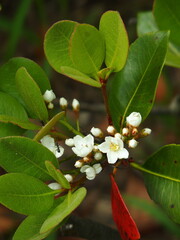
left=110, top=143, right=119, bottom=151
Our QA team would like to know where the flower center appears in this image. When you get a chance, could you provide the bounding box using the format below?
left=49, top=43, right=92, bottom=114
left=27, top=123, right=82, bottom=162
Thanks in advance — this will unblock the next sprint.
left=110, top=142, right=119, bottom=151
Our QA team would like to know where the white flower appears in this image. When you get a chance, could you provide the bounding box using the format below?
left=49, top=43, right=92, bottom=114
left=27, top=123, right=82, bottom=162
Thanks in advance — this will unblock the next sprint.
left=72, top=134, right=94, bottom=157
left=126, top=112, right=142, bottom=127
left=40, top=135, right=64, bottom=158
left=122, top=128, right=129, bottom=136
left=74, top=160, right=83, bottom=168
left=107, top=125, right=116, bottom=135
left=97, top=136, right=129, bottom=164
left=64, top=174, right=73, bottom=182
left=90, top=127, right=103, bottom=138
left=72, top=99, right=80, bottom=111
left=94, top=152, right=103, bottom=161
left=128, top=139, right=138, bottom=148
left=59, top=97, right=68, bottom=109
left=141, top=128, right=152, bottom=136
left=43, top=90, right=56, bottom=103
left=48, top=182, right=61, bottom=190
left=65, top=138, right=74, bottom=147
left=80, top=163, right=102, bottom=180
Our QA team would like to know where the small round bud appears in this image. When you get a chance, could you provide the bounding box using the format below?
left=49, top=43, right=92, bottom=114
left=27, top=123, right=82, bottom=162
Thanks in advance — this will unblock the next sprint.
left=126, top=112, right=142, bottom=127
left=65, top=138, right=74, bottom=147
left=93, top=145, right=98, bottom=152
left=43, top=90, right=56, bottom=103
left=122, top=128, right=129, bottom=136
left=128, top=139, right=138, bottom=148
left=74, top=160, right=83, bottom=168
left=48, top=182, right=61, bottom=190
left=114, top=133, right=123, bottom=139
left=90, top=127, right=103, bottom=138
left=64, top=174, right=73, bottom=182
left=132, top=128, right=138, bottom=136
left=83, top=157, right=91, bottom=163
left=59, top=97, right=68, bottom=110
left=107, top=125, right=116, bottom=135
left=94, top=152, right=103, bottom=161
left=72, top=99, right=80, bottom=111
left=48, top=102, right=54, bottom=109
left=141, top=128, right=152, bottom=136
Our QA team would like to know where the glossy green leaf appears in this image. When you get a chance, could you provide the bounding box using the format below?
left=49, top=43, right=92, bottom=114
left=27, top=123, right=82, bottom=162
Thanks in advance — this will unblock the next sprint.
left=60, top=66, right=101, bottom=87
left=0, top=122, right=24, bottom=137
left=109, top=31, right=169, bottom=130
left=0, top=57, right=51, bottom=103
left=154, top=0, right=180, bottom=46
left=0, top=91, right=39, bottom=130
left=142, top=145, right=180, bottom=224
left=70, top=24, right=105, bottom=75
left=0, top=173, right=55, bottom=215
left=45, top=161, right=71, bottom=189
left=40, top=187, right=87, bottom=233
left=44, top=20, right=78, bottom=73
left=16, top=67, right=48, bottom=122
left=137, top=11, right=180, bottom=68
left=0, top=136, right=59, bottom=181
left=99, top=11, right=129, bottom=72
left=34, top=112, right=65, bottom=141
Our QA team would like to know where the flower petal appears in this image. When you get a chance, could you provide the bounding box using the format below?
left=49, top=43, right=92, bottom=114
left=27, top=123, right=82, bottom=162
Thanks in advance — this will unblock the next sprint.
left=98, top=141, right=110, bottom=153
left=84, top=134, right=94, bottom=145
left=107, top=151, right=118, bottom=164
left=117, top=148, right=129, bottom=159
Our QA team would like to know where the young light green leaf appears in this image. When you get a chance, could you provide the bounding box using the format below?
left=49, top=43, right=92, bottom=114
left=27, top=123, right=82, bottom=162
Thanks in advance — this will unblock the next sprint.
left=99, top=10, right=129, bottom=72
left=0, top=57, right=51, bottom=103
left=0, top=136, right=59, bottom=181
left=34, top=112, right=65, bottom=141
left=109, top=31, right=169, bottom=130
left=137, top=11, right=180, bottom=68
left=142, top=144, right=180, bottom=224
left=45, top=161, right=71, bottom=189
left=0, top=122, right=24, bottom=138
left=40, top=187, right=87, bottom=233
left=70, top=24, right=105, bottom=75
left=16, top=67, right=48, bottom=122
left=44, top=20, right=78, bottom=73
left=60, top=66, right=101, bottom=87
left=154, top=0, right=180, bottom=46
left=0, top=173, right=55, bottom=215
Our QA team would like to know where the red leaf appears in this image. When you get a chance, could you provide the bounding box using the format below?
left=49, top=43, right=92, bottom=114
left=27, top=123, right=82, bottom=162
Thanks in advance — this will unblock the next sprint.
left=110, top=174, right=140, bottom=240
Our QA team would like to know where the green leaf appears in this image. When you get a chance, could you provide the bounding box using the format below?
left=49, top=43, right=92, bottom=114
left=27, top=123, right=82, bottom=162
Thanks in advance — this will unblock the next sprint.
left=40, top=187, right=87, bottom=233
left=154, top=0, right=180, bottom=46
left=0, top=91, right=39, bottom=130
left=60, top=66, right=101, bottom=87
left=0, top=173, right=55, bottom=215
left=137, top=11, right=180, bottom=68
left=70, top=24, right=105, bottom=75
left=142, top=144, right=180, bottom=224
left=0, top=122, right=25, bottom=137
left=109, top=31, right=169, bottom=130
left=34, top=112, right=65, bottom=141
left=16, top=67, right=48, bottom=122
left=45, top=161, right=71, bottom=189
left=0, top=136, right=59, bottom=181
left=99, top=10, right=129, bottom=72
left=44, top=20, right=78, bottom=73
left=0, top=57, right=51, bottom=103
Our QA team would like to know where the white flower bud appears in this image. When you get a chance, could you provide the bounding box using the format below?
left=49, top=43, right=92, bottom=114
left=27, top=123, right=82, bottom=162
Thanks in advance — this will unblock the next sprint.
left=122, top=128, right=129, bottom=136
left=114, top=133, right=123, bottom=140
left=93, top=163, right=102, bottom=174
left=48, top=182, right=61, bottom=190
left=65, top=138, right=74, bottom=147
left=132, top=128, right=138, bottom=136
left=83, top=157, right=90, bottom=163
left=128, top=139, right=138, bottom=148
left=141, top=128, right=152, bottom=136
left=94, top=152, right=103, bottom=161
left=48, top=102, right=54, bottom=109
left=90, top=127, right=103, bottom=137
left=59, top=97, right=68, bottom=110
left=43, top=90, right=56, bottom=103
left=107, top=125, right=116, bottom=135
left=126, top=112, right=142, bottom=127
left=72, top=99, right=80, bottom=111
left=64, top=174, right=73, bottom=183
left=74, top=160, right=83, bottom=168
left=80, top=165, right=96, bottom=180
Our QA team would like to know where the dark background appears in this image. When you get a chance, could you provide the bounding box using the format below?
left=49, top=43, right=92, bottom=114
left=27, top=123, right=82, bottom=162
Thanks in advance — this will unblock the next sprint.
left=0, top=0, right=179, bottom=239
